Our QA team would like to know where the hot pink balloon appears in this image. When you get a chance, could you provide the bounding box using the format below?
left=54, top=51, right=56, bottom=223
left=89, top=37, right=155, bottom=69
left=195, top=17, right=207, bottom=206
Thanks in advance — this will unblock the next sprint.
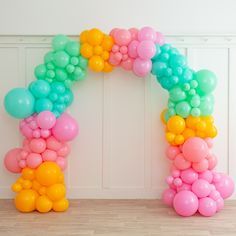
left=4, top=148, right=22, bottom=173
left=36, top=111, right=56, bottom=129
left=138, top=27, right=157, bottom=42
left=173, top=190, right=198, bottom=217
left=192, top=179, right=211, bottom=198
left=216, top=197, right=224, bottom=211
left=162, top=188, right=176, bottom=206
left=52, top=113, right=79, bottom=142
left=114, top=29, right=131, bottom=46
left=198, top=197, right=217, bottom=217
left=183, top=137, right=209, bottom=163
left=180, top=168, right=198, bottom=184
left=137, top=40, right=156, bottom=60
left=177, top=183, right=191, bottom=192
left=133, top=58, right=152, bottom=77
left=214, top=174, right=234, bottom=199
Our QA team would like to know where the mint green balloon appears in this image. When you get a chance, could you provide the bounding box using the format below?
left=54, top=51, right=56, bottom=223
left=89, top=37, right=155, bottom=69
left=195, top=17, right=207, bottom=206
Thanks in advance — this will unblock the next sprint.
left=34, top=64, right=47, bottom=79
left=195, top=70, right=217, bottom=95
left=175, top=101, right=191, bottom=118
left=78, top=57, right=88, bottom=70
left=44, top=51, right=54, bottom=63
left=55, top=69, right=68, bottom=81
left=53, top=51, right=70, bottom=68
left=52, top=35, right=69, bottom=51
left=169, top=86, right=186, bottom=102
left=65, top=41, right=80, bottom=56
left=4, top=88, right=35, bottom=118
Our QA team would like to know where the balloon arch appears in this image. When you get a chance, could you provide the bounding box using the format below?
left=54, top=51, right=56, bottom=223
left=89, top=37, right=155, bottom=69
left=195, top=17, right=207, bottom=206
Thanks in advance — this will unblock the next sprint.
left=3, top=27, right=234, bottom=216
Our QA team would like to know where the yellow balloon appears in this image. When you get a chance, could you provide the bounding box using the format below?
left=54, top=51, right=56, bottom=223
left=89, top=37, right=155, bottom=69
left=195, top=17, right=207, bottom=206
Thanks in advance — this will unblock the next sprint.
left=166, top=132, right=175, bottom=142
left=22, top=168, right=35, bottom=180
left=15, top=189, right=38, bottom=212
left=11, top=183, right=22, bottom=192
left=80, top=30, right=88, bottom=43
left=89, top=56, right=104, bottom=72
left=88, top=28, right=104, bottom=46
left=53, top=198, right=69, bottom=212
left=22, top=180, right=32, bottom=189
left=35, top=162, right=61, bottom=187
left=206, top=126, right=217, bottom=137
left=32, top=180, right=41, bottom=192
left=101, top=35, right=114, bottom=51
left=196, top=121, right=207, bottom=131
left=81, top=43, right=93, bottom=58
left=103, top=61, right=113, bottom=72
left=36, top=195, right=53, bottom=213
left=186, top=116, right=201, bottom=129
left=167, top=115, right=185, bottom=134
left=46, top=184, right=66, bottom=201
left=182, top=128, right=195, bottom=140
left=39, top=186, right=47, bottom=195
left=174, top=134, right=185, bottom=145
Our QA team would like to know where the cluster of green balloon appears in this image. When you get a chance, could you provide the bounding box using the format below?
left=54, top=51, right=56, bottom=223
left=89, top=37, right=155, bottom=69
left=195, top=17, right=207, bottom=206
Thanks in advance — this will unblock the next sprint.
left=35, top=35, right=88, bottom=88
left=151, top=44, right=194, bottom=90
left=164, top=70, right=217, bottom=121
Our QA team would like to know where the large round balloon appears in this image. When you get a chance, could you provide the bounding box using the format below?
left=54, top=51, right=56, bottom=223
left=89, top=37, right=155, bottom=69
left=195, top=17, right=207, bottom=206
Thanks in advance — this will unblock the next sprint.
left=4, top=88, right=35, bottom=118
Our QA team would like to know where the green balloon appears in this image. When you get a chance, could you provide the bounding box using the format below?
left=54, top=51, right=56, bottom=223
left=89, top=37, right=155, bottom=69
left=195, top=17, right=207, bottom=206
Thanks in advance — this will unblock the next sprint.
left=78, top=57, right=88, bottom=70
left=53, top=51, right=70, bottom=68
left=4, top=88, right=35, bottom=118
left=169, top=86, right=186, bottom=102
left=29, top=80, right=51, bottom=98
left=199, top=95, right=214, bottom=116
left=191, top=107, right=201, bottom=116
left=55, top=69, right=68, bottom=82
left=65, top=41, right=80, bottom=56
left=34, top=64, right=47, bottom=79
left=175, top=101, right=191, bottom=118
left=195, top=70, right=217, bottom=95
left=190, top=95, right=200, bottom=107
left=52, top=35, right=69, bottom=51
left=44, top=51, right=54, bottom=64
left=35, top=98, right=53, bottom=112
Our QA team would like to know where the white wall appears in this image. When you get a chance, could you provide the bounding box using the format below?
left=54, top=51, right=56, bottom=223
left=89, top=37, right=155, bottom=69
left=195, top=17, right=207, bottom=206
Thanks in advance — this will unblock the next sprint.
left=0, top=0, right=236, bottom=35
left=0, top=0, right=236, bottom=199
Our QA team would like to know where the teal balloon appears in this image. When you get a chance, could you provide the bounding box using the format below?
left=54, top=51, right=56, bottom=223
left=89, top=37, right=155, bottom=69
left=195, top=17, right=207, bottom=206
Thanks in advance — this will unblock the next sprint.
left=65, top=41, right=80, bottom=56
left=53, top=51, right=70, bottom=68
left=169, top=86, right=186, bottom=102
left=35, top=98, right=53, bottom=113
left=195, top=70, right=217, bottom=95
left=175, top=101, right=191, bottom=118
left=51, top=82, right=66, bottom=94
left=34, top=64, right=47, bottom=79
left=151, top=44, right=161, bottom=60
left=52, top=35, right=69, bottom=51
left=63, top=90, right=74, bottom=106
left=151, top=61, right=167, bottom=77
left=4, top=88, right=35, bottom=118
left=169, top=54, right=186, bottom=68
left=29, top=80, right=51, bottom=98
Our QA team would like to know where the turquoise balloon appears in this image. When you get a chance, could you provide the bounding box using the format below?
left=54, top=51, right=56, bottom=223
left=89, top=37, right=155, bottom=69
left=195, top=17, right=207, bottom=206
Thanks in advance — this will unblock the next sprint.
left=53, top=51, right=70, bottom=68
left=169, top=54, right=186, bottom=68
left=52, top=35, right=69, bottom=51
left=51, top=82, right=66, bottom=94
left=63, top=90, right=74, bottom=106
left=151, top=61, right=167, bottom=77
left=34, top=64, right=47, bottom=79
left=169, top=86, right=186, bottom=102
left=29, top=80, right=51, bottom=98
left=65, top=41, right=80, bottom=56
left=4, top=88, right=35, bottom=118
left=175, top=101, right=191, bottom=118
left=195, top=70, right=217, bottom=95
left=35, top=98, right=53, bottom=113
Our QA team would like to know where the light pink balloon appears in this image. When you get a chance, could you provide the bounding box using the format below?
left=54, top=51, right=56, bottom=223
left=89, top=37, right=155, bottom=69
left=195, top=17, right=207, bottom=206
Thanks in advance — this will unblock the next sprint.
left=128, top=40, right=139, bottom=59
left=173, top=190, right=198, bottom=217
left=166, top=146, right=180, bottom=160
left=209, top=190, right=221, bottom=200
left=205, top=138, right=214, bottom=148
left=133, top=58, right=152, bottom=77
left=173, top=178, right=182, bottom=187
left=199, top=170, right=213, bottom=183
left=212, top=172, right=221, bottom=183
left=4, top=148, right=22, bottom=173
left=214, top=173, right=234, bottom=199
left=183, top=137, right=209, bottom=163
left=174, top=154, right=191, bottom=170
left=192, top=179, right=211, bottom=198
left=42, top=149, right=57, bottom=161
left=46, top=136, right=62, bottom=151
left=29, top=138, right=46, bottom=153
left=155, top=32, right=165, bottom=45
left=52, top=113, right=79, bottom=142
left=26, top=153, right=42, bottom=168
left=181, top=168, right=198, bottom=184
left=121, top=58, right=133, bottom=71
left=162, top=188, right=176, bottom=206
left=36, top=111, right=56, bottom=129
left=198, top=197, right=217, bottom=217
left=138, top=27, right=157, bottom=42
left=137, top=40, right=156, bottom=60
left=114, top=29, right=131, bottom=46
left=56, top=157, right=67, bottom=171
left=192, top=159, right=209, bottom=172
left=129, top=28, right=139, bottom=40
left=166, top=176, right=174, bottom=185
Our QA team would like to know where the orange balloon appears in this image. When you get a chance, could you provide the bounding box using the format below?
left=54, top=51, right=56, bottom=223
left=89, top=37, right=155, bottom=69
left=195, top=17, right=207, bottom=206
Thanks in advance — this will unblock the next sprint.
left=160, top=109, right=167, bottom=124
left=166, top=132, right=175, bottom=142
left=186, top=116, right=201, bottom=129
left=80, top=30, right=88, bottom=43
left=182, top=128, right=195, bottom=140
left=103, top=61, right=113, bottom=72
left=11, top=183, right=22, bottom=192
left=93, top=45, right=103, bottom=55
left=22, top=168, right=35, bottom=180
left=88, top=28, right=104, bottom=46
left=36, top=195, right=53, bottom=213
left=101, top=51, right=109, bottom=60
left=46, top=184, right=66, bottom=201
left=174, top=134, right=185, bottom=145
left=101, top=35, right=114, bottom=51
left=167, top=115, right=185, bottom=134
left=53, top=198, right=69, bottom=212
left=89, top=56, right=104, bottom=72
left=81, top=43, right=93, bottom=58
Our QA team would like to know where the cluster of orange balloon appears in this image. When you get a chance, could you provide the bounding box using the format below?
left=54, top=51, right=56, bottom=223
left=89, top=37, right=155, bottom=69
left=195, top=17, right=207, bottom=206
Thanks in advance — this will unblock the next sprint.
left=12, top=162, right=68, bottom=213
left=80, top=28, right=114, bottom=72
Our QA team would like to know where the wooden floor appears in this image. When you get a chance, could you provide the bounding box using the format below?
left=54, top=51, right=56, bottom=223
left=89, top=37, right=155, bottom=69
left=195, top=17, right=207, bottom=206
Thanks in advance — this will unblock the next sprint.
left=0, top=199, right=236, bottom=236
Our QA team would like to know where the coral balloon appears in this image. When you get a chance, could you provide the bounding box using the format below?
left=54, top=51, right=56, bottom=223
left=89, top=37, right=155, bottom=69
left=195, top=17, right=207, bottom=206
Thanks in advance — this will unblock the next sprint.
left=4, top=148, right=22, bottom=173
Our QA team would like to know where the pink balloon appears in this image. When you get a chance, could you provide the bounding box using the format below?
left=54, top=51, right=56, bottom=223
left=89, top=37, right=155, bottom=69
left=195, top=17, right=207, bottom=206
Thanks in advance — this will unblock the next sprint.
left=109, top=28, right=119, bottom=38
left=42, top=149, right=57, bottom=161
left=128, top=40, right=139, bottom=59
left=212, top=172, right=221, bottom=183
left=209, top=190, right=221, bottom=200
left=114, top=29, right=131, bottom=46
left=138, top=27, right=157, bottom=42
left=192, top=159, right=209, bottom=172
left=207, top=154, right=217, bottom=170
left=214, top=174, right=234, bottom=199
left=129, top=28, right=139, bottom=40
left=56, top=157, right=67, bottom=171
left=26, top=153, right=42, bottom=168
left=173, top=190, right=198, bottom=217
left=166, top=176, right=174, bottom=185
left=133, top=58, right=152, bottom=77
left=57, top=144, right=70, bottom=157
left=40, top=129, right=51, bottom=138
left=166, top=146, right=180, bottom=160
left=29, top=138, right=46, bottom=153
left=20, top=125, right=33, bottom=138
left=205, top=138, right=214, bottom=148
left=198, top=197, right=217, bottom=217
left=215, top=197, right=224, bottom=211
left=174, top=154, right=191, bottom=170
left=36, top=111, right=56, bottom=129
left=52, top=113, right=79, bottom=142
left=4, top=148, right=22, bottom=173
left=109, top=53, right=120, bottom=66
left=137, top=40, right=156, bottom=60
left=183, top=137, right=209, bottom=163
left=112, top=45, right=119, bottom=53
left=181, top=168, right=198, bottom=184
left=46, top=136, right=62, bottom=151
left=19, top=160, right=26, bottom=168
left=32, top=129, right=41, bottom=138
left=171, top=169, right=180, bottom=178
left=173, top=178, right=182, bottom=187
left=162, top=188, right=176, bottom=206
left=199, top=170, right=213, bottom=183
left=155, top=32, right=165, bottom=45
left=192, top=179, right=211, bottom=198
left=121, top=58, right=133, bottom=71
left=177, top=183, right=191, bottom=192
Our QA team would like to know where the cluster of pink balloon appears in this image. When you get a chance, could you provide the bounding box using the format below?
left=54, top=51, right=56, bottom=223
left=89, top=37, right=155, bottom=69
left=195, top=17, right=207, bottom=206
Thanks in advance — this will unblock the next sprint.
left=109, top=27, right=165, bottom=76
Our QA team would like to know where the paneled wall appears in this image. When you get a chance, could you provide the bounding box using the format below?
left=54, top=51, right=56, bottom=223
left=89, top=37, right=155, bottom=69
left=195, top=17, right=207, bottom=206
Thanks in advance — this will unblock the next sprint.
left=0, top=35, right=236, bottom=199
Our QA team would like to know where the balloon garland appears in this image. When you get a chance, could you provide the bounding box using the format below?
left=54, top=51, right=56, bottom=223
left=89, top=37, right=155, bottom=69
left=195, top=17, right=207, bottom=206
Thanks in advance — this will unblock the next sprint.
left=3, top=27, right=234, bottom=216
